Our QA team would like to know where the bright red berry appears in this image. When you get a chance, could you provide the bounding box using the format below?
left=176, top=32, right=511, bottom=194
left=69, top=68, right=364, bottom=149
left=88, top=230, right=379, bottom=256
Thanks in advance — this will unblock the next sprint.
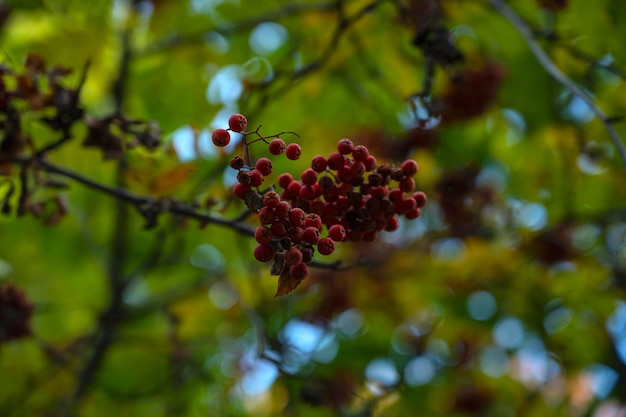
left=337, top=138, right=354, bottom=155
left=253, top=243, right=274, bottom=262
left=289, top=262, right=309, bottom=280
left=401, top=160, right=419, bottom=177
left=328, top=224, right=346, bottom=242
left=228, top=113, right=247, bottom=133
left=286, top=143, right=302, bottom=160
left=212, top=129, right=231, bottom=147
left=269, top=138, right=286, bottom=155
left=285, top=247, right=303, bottom=265
left=255, top=158, right=273, bottom=176
left=317, top=237, right=335, bottom=255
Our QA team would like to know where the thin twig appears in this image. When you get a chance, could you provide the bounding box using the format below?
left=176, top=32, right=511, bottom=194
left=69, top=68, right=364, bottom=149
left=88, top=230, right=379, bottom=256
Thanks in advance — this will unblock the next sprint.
left=489, top=0, right=626, bottom=168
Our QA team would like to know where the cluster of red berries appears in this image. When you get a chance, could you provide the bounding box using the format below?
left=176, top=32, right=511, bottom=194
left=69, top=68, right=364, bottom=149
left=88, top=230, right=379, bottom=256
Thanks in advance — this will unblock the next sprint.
left=212, top=114, right=426, bottom=286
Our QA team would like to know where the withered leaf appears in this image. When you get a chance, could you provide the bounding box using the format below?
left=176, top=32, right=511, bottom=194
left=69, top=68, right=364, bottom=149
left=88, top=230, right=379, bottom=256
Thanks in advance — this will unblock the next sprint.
left=270, top=253, right=285, bottom=276
left=243, top=190, right=264, bottom=212
left=275, top=265, right=302, bottom=297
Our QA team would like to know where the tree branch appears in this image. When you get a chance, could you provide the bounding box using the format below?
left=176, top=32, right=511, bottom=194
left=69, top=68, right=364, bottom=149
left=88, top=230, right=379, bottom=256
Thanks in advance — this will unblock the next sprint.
left=489, top=0, right=626, bottom=168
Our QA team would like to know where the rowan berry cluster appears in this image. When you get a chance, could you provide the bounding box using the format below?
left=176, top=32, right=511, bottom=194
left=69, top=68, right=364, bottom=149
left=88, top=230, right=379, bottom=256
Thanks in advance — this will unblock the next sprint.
left=212, top=114, right=426, bottom=290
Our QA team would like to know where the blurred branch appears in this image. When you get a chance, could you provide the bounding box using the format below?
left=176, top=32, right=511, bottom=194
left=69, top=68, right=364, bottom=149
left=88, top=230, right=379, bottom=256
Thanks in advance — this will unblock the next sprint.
left=141, top=1, right=337, bottom=55
left=489, top=0, right=626, bottom=168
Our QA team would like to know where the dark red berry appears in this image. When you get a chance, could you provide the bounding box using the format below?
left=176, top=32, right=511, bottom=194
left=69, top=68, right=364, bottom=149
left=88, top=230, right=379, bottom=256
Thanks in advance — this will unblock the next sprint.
left=328, top=224, right=346, bottom=242
left=311, top=155, right=328, bottom=172
left=275, top=201, right=291, bottom=219
left=258, top=207, right=276, bottom=224
left=327, top=152, right=345, bottom=170
left=212, top=129, right=231, bottom=147
left=237, top=170, right=251, bottom=185
left=337, top=138, right=354, bottom=155
left=285, top=247, right=303, bottom=265
left=255, top=226, right=273, bottom=244
left=278, top=173, right=293, bottom=189
left=401, top=159, right=419, bottom=177
left=287, top=181, right=301, bottom=198
left=301, top=168, right=318, bottom=185
left=304, top=213, right=322, bottom=230
left=352, top=145, right=369, bottom=162
left=249, top=169, right=264, bottom=187
left=269, top=138, right=286, bottom=155
left=233, top=183, right=251, bottom=199
left=255, top=158, right=273, bottom=176
left=399, top=177, right=415, bottom=193
left=288, top=208, right=306, bottom=227
left=405, top=208, right=421, bottom=219
left=317, top=237, right=335, bottom=255
left=271, top=221, right=288, bottom=238
left=263, top=191, right=281, bottom=209
left=289, top=262, right=309, bottom=280
left=385, top=216, right=400, bottom=232
left=287, top=226, right=304, bottom=243
left=299, top=185, right=316, bottom=200
left=364, top=155, right=377, bottom=171
left=303, top=227, right=321, bottom=244
left=230, top=155, right=245, bottom=169
left=228, top=113, right=247, bottom=133
left=254, top=243, right=274, bottom=262
left=413, top=191, right=427, bottom=208
left=286, top=143, right=302, bottom=160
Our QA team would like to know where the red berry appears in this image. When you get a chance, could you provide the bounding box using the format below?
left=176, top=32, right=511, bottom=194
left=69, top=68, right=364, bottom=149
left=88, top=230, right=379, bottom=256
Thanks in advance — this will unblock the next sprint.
left=389, top=188, right=404, bottom=203
left=399, top=177, right=415, bottom=193
left=278, top=173, right=293, bottom=189
left=401, top=160, right=419, bottom=177
left=413, top=191, right=427, bottom=208
left=254, top=226, right=273, bottom=244
left=371, top=185, right=388, bottom=198
left=385, top=216, right=400, bottom=232
left=258, top=207, right=276, bottom=224
left=212, top=129, right=231, bottom=147
left=254, top=243, right=274, bottom=262
left=228, top=113, right=247, bottom=133
left=299, top=185, right=316, bottom=200
left=286, top=143, right=302, bottom=160
left=350, top=161, right=365, bottom=177
left=269, top=138, right=286, bottom=155
left=317, top=237, right=335, bottom=255
left=301, top=168, right=318, bottom=185
left=287, top=181, right=301, bottom=198
left=352, top=145, right=369, bottom=162
left=395, top=197, right=417, bottom=215
left=289, top=262, right=309, bottom=280
left=285, top=247, right=303, bottom=265
left=327, top=152, right=345, bottom=170
left=405, top=208, right=421, bottom=219
left=249, top=169, right=264, bottom=187
left=304, top=213, right=322, bottom=230
left=255, top=158, right=273, bottom=176
left=288, top=208, right=306, bottom=227
left=237, top=170, right=251, bottom=185
left=287, top=226, right=304, bottom=243
left=275, top=201, right=291, bottom=219
left=233, top=183, right=251, bottom=199
left=230, top=155, right=245, bottom=169
left=263, top=191, right=281, bottom=209
left=271, top=221, right=287, bottom=238
left=311, top=155, right=328, bottom=172
left=364, top=155, right=377, bottom=171
left=328, top=224, right=346, bottom=242
left=337, top=138, right=354, bottom=155
left=303, top=227, right=321, bottom=244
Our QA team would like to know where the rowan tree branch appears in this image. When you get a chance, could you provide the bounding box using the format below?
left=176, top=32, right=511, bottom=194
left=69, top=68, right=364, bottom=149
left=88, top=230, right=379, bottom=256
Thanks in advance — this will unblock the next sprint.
left=489, top=0, right=626, bottom=168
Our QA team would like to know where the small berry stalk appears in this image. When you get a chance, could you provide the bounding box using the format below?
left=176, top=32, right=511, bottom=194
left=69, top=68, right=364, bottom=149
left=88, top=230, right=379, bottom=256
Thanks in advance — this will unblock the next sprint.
left=212, top=114, right=426, bottom=296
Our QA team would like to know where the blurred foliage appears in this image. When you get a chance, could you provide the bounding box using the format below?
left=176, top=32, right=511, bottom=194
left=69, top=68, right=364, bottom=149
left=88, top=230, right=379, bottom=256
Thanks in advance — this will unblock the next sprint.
left=1, top=0, right=626, bottom=416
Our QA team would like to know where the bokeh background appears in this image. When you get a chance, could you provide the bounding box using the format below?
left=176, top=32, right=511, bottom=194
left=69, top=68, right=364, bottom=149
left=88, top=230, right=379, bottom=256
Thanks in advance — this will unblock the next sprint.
left=1, top=0, right=626, bottom=416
